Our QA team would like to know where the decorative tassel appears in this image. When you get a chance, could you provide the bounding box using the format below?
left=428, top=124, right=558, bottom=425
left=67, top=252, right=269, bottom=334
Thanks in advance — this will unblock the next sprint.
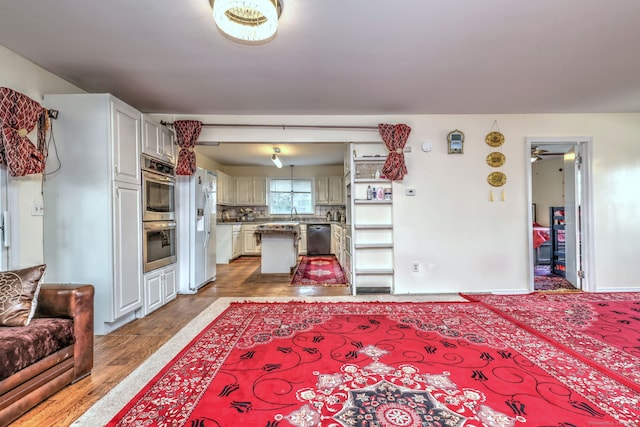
left=501, top=190, right=506, bottom=201
left=489, top=190, right=494, bottom=202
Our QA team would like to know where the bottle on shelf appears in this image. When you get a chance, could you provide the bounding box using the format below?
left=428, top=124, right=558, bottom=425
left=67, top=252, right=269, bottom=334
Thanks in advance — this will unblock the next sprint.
left=366, top=185, right=373, bottom=200
left=377, top=187, right=384, bottom=200
left=374, top=169, right=381, bottom=179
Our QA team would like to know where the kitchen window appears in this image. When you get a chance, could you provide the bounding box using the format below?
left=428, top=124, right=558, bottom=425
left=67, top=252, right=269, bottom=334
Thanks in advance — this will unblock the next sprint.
left=268, top=178, right=313, bottom=215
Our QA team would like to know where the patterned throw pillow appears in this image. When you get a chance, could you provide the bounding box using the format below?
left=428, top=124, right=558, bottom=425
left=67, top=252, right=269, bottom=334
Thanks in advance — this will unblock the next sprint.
left=0, top=264, right=46, bottom=326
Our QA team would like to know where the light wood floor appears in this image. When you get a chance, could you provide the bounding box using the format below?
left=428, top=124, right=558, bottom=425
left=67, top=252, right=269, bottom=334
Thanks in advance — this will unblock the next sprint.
left=13, top=257, right=351, bottom=427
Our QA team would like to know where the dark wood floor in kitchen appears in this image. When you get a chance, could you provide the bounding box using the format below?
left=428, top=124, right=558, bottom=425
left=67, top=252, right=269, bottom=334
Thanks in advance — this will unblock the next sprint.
left=13, top=257, right=351, bottom=427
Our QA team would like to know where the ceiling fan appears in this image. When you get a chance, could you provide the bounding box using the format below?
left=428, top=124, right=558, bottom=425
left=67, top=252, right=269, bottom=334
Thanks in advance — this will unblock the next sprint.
left=531, top=147, right=564, bottom=162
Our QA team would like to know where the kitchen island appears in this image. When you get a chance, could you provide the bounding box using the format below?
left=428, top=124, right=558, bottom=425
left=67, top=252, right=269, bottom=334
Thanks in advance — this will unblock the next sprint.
left=255, top=222, right=301, bottom=273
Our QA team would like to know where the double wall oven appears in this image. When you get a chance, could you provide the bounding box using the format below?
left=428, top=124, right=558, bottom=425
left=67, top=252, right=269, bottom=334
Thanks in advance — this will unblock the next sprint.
left=141, top=155, right=177, bottom=272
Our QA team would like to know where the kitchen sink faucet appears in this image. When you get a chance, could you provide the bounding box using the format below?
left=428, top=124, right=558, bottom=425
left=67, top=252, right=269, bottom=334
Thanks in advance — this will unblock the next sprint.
left=290, top=207, right=298, bottom=220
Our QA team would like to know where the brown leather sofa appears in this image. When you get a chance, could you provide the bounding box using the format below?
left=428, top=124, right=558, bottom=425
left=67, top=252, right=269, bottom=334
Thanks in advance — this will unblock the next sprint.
left=0, top=284, right=94, bottom=426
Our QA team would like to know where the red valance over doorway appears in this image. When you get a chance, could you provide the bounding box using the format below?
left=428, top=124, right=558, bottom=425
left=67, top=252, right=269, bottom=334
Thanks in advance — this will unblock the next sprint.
left=379, top=123, right=411, bottom=181
left=0, top=87, right=48, bottom=176
left=174, top=120, right=202, bottom=176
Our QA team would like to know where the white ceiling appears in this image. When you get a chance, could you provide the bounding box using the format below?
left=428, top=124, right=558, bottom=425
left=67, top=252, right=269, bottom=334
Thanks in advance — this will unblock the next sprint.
left=1, top=0, right=639, bottom=166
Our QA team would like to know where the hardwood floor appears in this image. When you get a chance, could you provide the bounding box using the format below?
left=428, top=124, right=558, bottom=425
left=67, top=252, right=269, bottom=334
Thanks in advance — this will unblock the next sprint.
left=12, top=257, right=351, bottom=427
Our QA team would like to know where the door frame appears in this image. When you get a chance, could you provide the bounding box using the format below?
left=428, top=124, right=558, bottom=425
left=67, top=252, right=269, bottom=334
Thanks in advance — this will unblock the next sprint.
left=0, top=168, right=8, bottom=269
left=526, top=137, right=595, bottom=292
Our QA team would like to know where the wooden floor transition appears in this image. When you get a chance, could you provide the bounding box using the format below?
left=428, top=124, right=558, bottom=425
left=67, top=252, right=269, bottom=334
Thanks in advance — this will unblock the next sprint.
left=13, top=257, right=351, bottom=427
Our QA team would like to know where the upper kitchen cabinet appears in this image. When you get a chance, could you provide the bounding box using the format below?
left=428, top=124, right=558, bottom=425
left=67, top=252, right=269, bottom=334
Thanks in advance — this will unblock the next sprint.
left=42, top=93, right=143, bottom=335
left=235, top=176, right=267, bottom=206
left=316, top=176, right=344, bottom=205
left=216, top=170, right=235, bottom=205
left=142, top=114, right=175, bottom=164
left=112, top=101, right=142, bottom=184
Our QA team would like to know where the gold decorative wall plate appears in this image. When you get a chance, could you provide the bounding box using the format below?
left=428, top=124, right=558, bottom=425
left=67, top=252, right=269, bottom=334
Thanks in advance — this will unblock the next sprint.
left=487, top=171, right=507, bottom=187
left=485, top=131, right=505, bottom=147
left=486, top=152, right=506, bottom=167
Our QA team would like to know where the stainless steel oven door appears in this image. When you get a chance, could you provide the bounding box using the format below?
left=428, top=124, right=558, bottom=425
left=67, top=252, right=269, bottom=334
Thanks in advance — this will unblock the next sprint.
left=143, top=221, right=177, bottom=273
left=142, top=170, right=175, bottom=222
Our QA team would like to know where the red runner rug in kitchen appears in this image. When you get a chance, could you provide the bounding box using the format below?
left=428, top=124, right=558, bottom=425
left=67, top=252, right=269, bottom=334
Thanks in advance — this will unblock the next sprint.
left=106, top=301, right=639, bottom=426
left=290, top=255, right=347, bottom=286
left=461, top=291, right=640, bottom=393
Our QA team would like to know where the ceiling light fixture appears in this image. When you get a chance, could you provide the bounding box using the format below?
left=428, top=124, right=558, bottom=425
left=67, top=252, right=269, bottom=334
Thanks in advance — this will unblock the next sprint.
left=211, top=0, right=283, bottom=44
left=271, top=147, right=282, bottom=168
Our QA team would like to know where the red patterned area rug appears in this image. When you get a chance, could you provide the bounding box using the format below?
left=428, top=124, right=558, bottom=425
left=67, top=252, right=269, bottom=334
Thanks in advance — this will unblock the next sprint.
left=291, top=255, right=347, bottom=286
left=461, top=292, right=640, bottom=393
left=107, top=301, right=639, bottom=426
left=533, top=265, right=577, bottom=291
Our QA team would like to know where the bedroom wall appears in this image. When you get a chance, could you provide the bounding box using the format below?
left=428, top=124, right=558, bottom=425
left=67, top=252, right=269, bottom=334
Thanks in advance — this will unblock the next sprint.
left=0, top=44, right=85, bottom=269
left=531, top=157, right=564, bottom=226
left=181, top=113, right=640, bottom=294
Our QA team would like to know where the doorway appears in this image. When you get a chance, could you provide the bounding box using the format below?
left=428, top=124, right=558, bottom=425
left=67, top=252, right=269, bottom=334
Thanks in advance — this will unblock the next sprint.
left=527, top=137, right=593, bottom=292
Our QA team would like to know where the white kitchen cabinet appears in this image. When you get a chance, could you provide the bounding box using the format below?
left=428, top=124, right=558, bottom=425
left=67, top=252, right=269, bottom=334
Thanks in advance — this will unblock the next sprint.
left=252, top=177, right=267, bottom=205
left=113, top=181, right=144, bottom=319
left=242, top=224, right=261, bottom=255
left=141, top=115, right=176, bottom=164
left=316, top=177, right=330, bottom=204
left=43, top=93, right=143, bottom=335
left=298, top=224, right=307, bottom=255
left=232, top=225, right=242, bottom=258
left=143, top=264, right=176, bottom=316
left=329, top=176, right=344, bottom=204
left=217, top=223, right=242, bottom=263
left=160, top=124, right=176, bottom=164
left=235, top=177, right=252, bottom=205
left=235, top=177, right=267, bottom=205
left=316, top=176, right=344, bottom=205
left=332, top=223, right=345, bottom=261
left=216, top=170, right=236, bottom=205
left=216, top=224, right=232, bottom=264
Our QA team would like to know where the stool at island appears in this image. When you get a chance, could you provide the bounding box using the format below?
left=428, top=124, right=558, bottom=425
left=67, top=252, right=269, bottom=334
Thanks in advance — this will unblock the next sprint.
left=255, top=222, right=301, bottom=274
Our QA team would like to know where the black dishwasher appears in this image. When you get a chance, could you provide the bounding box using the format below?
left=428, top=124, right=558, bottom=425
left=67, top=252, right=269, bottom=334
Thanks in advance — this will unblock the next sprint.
left=307, top=224, right=331, bottom=255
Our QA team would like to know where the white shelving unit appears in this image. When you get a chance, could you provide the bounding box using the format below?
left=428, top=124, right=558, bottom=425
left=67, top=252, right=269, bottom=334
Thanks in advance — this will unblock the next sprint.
left=347, top=143, right=394, bottom=294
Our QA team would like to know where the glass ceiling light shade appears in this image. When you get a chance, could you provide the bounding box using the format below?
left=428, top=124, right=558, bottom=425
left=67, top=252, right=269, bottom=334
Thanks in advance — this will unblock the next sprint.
left=271, top=154, right=283, bottom=168
left=212, top=0, right=283, bottom=43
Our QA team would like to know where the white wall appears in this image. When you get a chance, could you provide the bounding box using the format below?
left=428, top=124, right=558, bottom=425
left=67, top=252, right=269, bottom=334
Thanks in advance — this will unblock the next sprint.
left=3, top=49, right=639, bottom=293
left=177, top=113, right=640, bottom=294
left=532, top=157, right=564, bottom=226
left=0, top=45, right=85, bottom=268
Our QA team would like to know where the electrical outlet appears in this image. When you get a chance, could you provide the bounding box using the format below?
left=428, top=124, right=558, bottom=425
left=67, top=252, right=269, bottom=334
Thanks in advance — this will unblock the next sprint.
left=412, top=262, right=420, bottom=273
left=32, top=200, right=44, bottom=216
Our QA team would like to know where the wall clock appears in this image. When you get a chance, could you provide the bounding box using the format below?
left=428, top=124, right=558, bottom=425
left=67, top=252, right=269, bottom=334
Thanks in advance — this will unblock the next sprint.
left=447, top=130, right=464, bottom=154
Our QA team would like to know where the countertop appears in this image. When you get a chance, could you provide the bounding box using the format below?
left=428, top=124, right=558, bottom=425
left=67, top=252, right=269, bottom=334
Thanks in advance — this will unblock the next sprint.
left=217, top=218, right=345, bottom=226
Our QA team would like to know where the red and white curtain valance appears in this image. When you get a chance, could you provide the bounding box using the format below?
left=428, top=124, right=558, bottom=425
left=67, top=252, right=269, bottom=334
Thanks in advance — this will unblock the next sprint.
left=379, top=123, right=411, bottom=181
left=0, top=87, right=48, bottom=177
left=173, top=120, right=202, bottom=176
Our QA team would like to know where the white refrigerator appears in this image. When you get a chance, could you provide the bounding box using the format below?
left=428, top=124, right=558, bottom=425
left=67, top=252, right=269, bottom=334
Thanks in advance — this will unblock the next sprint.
left=178, top=168, right=217, bottom=293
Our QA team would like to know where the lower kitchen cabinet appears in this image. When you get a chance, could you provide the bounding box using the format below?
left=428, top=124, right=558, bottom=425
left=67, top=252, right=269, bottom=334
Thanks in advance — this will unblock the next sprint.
left=217, top=224, right=243, bottom=263
left=298, top=224, right=307, bottom=255
left=242, top=224, right=261, bottom=255
left=232, top=225, right=242, bottom=258
left=143, top=264, right=177, bottom=315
